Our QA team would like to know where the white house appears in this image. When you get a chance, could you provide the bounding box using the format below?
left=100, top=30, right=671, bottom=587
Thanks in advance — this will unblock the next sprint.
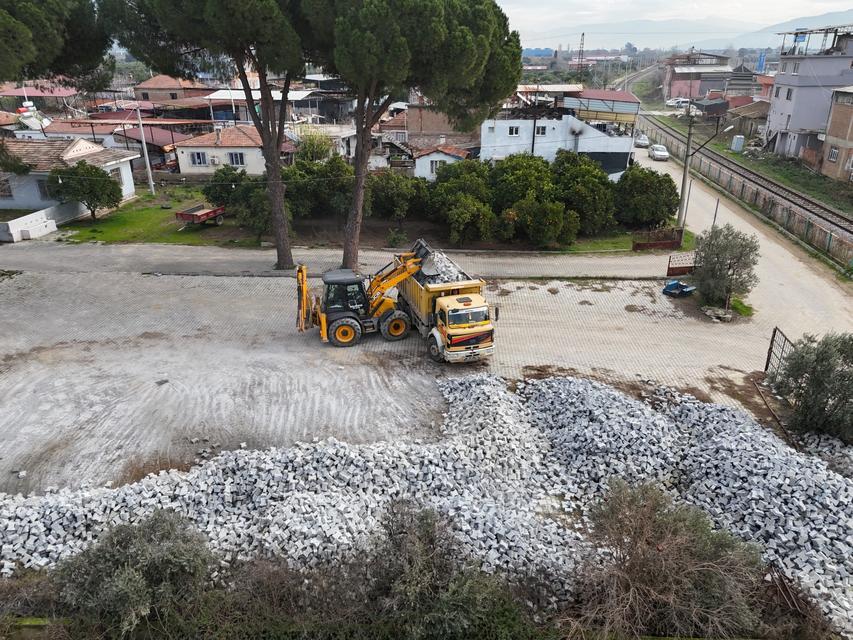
left=173, top=125, right=296, bottom=175
left=413, top=145, right=470, bottom=180
left=0, top=138, right=138, bottom=241
left=13, top=120, right=127, bottom=148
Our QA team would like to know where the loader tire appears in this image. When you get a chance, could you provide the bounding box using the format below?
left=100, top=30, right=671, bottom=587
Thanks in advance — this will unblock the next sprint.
left=380, top=311, right=410, bottom=341
left=427, top=336, right=444, bottom=362
left=329, top=318, right=362, bottom=347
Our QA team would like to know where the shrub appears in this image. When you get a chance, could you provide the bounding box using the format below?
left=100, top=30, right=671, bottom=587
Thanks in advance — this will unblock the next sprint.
left=489, top=154, right=555, bottom=214
left=693, top=223, right=760, bottom=308
left=386, top=227, right=408, bottom=247
left=569, top=480, right=765, bottom=639
left=368, top=169, right=415, bottom=223
left=446, top=194, right=495, bottom=246
left=53, top=510, right=212, bottom=636
left=614, top=164, right=680, bottom=228
left=432, top=160, right=491, bottom=213
left=551, top=151, right=616, bottom=236
left=296, top=131, right=334, bottom=162
left=201, top=165, right=250, bottom=207
left=511, top=195, right=567, bottom=248
left=233, top=186, right=274, bottom=241
left=770, top=332, right=853, bottom=442
left=282, top=156, right=354, bottom=219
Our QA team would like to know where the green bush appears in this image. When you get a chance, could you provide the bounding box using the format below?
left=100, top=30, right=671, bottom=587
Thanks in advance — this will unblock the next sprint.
left=446, top=194, right=495, bottom=246
left=368, top=169, right=415, bottom=222
left=511, top=195, right=572, bottom=248
left=432, top=160, right=491, bottom=212
left=201, top=165, right=251, bottom=207
left=54, top=510, right=212, bottom=637
left=614, top=164, right=680, bottom=228
left=570, top=481, right=765, bottom=639
left=771, top=332, right=853, bottom=443
left=282, top=156, right=354, bottom=219
left=489, top=154, right=555, bottom=214
left=693, top=223, right=760, bottom=308
left=551, top=151, right=616, bottom=236
left=386, top=227, right=408, bottom=247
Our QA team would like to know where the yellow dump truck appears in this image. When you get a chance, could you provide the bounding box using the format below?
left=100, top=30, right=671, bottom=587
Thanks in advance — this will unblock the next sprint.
left=296, top=239, right=496, bottom=363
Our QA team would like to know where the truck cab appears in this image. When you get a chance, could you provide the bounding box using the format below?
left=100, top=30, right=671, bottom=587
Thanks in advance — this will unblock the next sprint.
left=431, top=293, right=495, bottom=362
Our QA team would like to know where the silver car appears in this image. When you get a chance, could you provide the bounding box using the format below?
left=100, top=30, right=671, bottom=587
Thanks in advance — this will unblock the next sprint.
left=648, top=144, right=670, bottom=161
left=634, top=133, right=650, bottom=148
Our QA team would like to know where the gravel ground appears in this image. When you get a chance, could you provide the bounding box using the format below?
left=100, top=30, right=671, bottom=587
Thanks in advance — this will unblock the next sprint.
left=2, top=374, right=851, bottom=634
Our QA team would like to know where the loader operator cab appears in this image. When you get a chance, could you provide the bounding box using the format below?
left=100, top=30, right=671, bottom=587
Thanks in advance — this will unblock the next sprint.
left=322, top=269, right=368, bottom=315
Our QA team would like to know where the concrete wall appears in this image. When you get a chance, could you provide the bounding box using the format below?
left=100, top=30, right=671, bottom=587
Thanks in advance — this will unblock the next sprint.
left=132, top=87, right=211, bottom=102
left=13, top=129, right=122, bottom=148
left=480, top=114, right=633, bottom=172
left=0, top=202, right=86, bottom=242
left=0, top=173, right=58, bottom=210
left=176, top=146, right=267, bottom=175
left=407, top=105, right=479, bottom=150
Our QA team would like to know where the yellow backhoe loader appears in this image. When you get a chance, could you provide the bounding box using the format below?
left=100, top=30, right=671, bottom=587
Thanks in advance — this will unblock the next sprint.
left=296, top=240, right=497, bottom=362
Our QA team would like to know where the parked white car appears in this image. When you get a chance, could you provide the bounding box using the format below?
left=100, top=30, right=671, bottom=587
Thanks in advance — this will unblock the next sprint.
left=634, top=133, right=650, bottom=148
left=665, top=97, right=690, bottom=108
left=648, top=144, right=670, bottom=161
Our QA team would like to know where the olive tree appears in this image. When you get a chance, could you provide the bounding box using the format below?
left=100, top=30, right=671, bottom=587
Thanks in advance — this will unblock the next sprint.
left=693, top=223, right=760, bottom=308
left=771, top=332, right=853, bottom=442
left=101, top=0, right=305, bottom=269
left=300, top=0, right=521, bottom=269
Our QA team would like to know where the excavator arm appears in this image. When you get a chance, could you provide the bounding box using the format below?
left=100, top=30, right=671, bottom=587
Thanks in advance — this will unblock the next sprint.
left=366, top=254, right=421, bottom=315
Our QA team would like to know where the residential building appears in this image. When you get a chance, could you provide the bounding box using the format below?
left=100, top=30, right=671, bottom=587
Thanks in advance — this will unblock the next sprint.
left=405, top=104, right=479, bottom=150
left=663, top=50, right=732, bottom=100
left=726, top=100, right=770, bottom=138
left=379, top=111, right=408, bottom=143
left=132, top=75, right=213, bottom=102
left=112, top=126, right=192, bottom=170
left=13, top=120, right=125, bottom=147
left=766, top=25, right=853, bottom=159
left=820, top=86, right=853, bottom=181
left=756, top=74, right=775, bottom=99
left=289, top=123, right=358, bottom=161
left=480, top=89, right=640, bottom=178
left=724, top=63, right=759, bottom=96
left=413, top=146, right=470, bottom=180
left=368, top=136, right=413, bottom=171
left=0, top=138, right=138, bottom=241
left=173, top=124, right=295, bottom=175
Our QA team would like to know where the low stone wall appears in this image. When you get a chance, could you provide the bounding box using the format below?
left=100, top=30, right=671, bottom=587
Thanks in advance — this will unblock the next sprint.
left=0, top=202, right=85, bottom=243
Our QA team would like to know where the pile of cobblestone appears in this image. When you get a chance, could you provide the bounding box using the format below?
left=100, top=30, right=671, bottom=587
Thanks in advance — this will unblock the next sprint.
left=422, top=250, right=468, bottom=284
left=1, top=375, right=851, bottom=634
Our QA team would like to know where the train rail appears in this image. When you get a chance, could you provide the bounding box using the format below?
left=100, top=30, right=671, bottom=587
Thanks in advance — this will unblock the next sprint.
left=640, top=115, right=853, bottom=237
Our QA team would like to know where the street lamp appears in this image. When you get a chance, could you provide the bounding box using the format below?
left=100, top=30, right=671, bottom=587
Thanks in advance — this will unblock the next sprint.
left=676, top=108, right=734, bottom=227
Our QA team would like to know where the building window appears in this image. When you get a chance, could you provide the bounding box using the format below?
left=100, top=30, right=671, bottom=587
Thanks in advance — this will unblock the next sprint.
left=169, top=92, right=178, bottom=100
left=429, top=159, right=447, bottom=174
left=828, top=147, right=839, bottom=162
left=227, top=152, right=245, bottom=166
left=535, top=125, right=547, bottom=136
left=838, top=93, right=853, bottom=105
left=786, top=88, right=793, bottom=100
left=508, top=125, right=520, bottom=136
left=780, top=62, right=787, bottom=73
left=0, top=176, right=12, bottom=198
left=141, top=92, right=149, bottom=100
left=774, top=86, right=780, bottom=98
left=190, top=152, right=208, bottom=166
left=37, top=179, right=52, bottom=200
left=792, top=62, right=800, bottom=75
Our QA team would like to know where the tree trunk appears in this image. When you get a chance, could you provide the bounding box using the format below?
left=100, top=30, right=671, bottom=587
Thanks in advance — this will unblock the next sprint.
left=341, top=124, right=372, bottom=270
left=261, top=141, right=294, bottom=269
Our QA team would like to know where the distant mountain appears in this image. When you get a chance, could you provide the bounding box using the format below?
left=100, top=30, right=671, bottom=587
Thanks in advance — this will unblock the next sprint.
left=692, top=9, right=853, bottom=50
left=521, top=18, right=762, bottom=51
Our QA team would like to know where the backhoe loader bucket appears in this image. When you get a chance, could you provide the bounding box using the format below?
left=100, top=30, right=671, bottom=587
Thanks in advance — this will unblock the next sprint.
left=419, top=254, right=439, bottom=277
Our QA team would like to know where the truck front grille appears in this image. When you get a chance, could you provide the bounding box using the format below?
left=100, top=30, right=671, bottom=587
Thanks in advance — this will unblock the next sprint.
left=449, top=331, right=493, bottom=349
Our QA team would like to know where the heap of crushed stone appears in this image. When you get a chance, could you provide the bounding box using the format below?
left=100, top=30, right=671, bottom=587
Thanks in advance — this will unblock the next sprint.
left=418, top=250, right=468, bottom=285
left=1, top=375, right=851, bottom=634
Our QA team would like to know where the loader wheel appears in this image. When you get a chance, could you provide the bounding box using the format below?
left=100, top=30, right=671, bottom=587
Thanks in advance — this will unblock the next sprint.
left=427, top=336, right=444, bottom=362
left=380, top=311, right=410, bottom=341
left=329, top=318, right=362, bottom=347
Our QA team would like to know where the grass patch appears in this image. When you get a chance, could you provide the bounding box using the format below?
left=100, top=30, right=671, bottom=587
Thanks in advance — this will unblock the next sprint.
left=0, top=208, right=36, bottom=222
left=730, top=297, right=754, bottom=317
left=680, top=229, right=696, bottom=251
left=64, top=186, right=259, bottom=247
left=565, top=232, right=633, bottom=252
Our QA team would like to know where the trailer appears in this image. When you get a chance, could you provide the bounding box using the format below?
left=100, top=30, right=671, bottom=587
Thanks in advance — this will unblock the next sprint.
left=175, top=204, right=227, bottom=226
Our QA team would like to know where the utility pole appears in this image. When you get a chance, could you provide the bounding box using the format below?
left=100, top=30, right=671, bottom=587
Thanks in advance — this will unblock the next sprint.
left=677, top=107, right=694, bottom=227
left=136, top=105, right=155, bottom=195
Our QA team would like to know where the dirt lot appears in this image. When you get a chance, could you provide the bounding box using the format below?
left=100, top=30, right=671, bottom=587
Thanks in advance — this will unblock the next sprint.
left=0, top=267, right=823, bottom=495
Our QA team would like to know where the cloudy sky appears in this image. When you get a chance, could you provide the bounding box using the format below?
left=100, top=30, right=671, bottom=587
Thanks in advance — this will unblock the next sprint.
left=498, top=0, right=853, bottom=46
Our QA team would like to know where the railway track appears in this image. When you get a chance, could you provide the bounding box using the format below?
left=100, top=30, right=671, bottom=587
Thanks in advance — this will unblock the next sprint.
left=641, top=115, right=853, bottom=237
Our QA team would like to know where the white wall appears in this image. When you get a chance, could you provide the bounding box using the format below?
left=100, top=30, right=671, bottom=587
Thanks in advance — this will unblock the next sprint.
left=13, top=129, right=122, bottom=148
left=480, top=115, right=633, bottom=164
left=414, top=152, right=462, bottom=181
left=0, top=173, right=58, bottom=210
left=176, top=146, right=267, bottom=175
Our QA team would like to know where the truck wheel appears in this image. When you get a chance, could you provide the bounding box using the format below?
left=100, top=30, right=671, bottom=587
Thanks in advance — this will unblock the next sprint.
left=329, top=318, right=362, bottom=347
left=215, top=214, right=224, bottom=226
left=380, top=311, right=410, bottom=341
left=427, top=336, right=444, bottom=362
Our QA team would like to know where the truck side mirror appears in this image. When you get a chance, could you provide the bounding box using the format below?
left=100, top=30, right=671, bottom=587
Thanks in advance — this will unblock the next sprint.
left=494, top=306, right=500, bottom=322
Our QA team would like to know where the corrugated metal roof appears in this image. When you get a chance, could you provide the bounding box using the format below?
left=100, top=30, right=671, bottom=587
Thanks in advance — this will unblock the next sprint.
left=673, top=65, right=732, bottom=74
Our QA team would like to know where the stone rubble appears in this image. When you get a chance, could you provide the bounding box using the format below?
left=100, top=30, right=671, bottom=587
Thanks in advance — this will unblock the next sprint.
left=1, top=375, right=851, bottom=635
left=422, top=250, right=468, bottom=284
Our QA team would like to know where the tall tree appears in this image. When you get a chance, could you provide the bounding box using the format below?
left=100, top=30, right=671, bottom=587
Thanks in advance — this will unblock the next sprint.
left=101, top=0, right=304, bottom=269
left=0, top=0, right=111, bottom=171
left=301, top=0, right=521, bottom=269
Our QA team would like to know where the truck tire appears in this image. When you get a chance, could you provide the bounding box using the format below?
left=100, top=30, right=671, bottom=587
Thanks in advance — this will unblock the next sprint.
left=214, top=214, right=224, bottom=226
left=380, top=310, right=410, bottom=341
left=427, top=336, right=444, bottom=362
left=329, top=318, right=362, bottom=347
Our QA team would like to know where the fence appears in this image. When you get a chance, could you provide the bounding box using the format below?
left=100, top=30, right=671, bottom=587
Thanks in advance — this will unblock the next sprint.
left=632, top=226, right=684, bottom=251
left=764, top=326, right=794, bottom=379
left=638, top=120, right=853, bottom=268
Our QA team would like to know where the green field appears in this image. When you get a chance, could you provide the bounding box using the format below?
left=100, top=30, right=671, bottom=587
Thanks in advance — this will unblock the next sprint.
left=64, top=187, right=257, bottom=247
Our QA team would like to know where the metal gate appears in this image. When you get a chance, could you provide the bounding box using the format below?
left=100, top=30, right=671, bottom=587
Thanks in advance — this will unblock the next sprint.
left=764, top=326, right=794, bottom=378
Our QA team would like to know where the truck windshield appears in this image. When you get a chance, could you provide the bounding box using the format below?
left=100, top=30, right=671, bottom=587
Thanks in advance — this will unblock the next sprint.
left=448, top=307, right=489, bottom=326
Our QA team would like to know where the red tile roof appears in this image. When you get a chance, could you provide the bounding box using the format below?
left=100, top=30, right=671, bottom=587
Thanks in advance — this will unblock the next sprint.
left=173, top=124, right=295, bottom=152
left=0, top=111, right=18, bottom=126
left=113, top=126, right=192, bottom=148
left=413, top=145, right=470, bottom=160
left=135, top=74, right=211, bottom=90
left=3, top=139, right=138, bottom=172
left=0, top=83, right=78, bottom=98
left=379, top=112, right=407, bottom=131
left=726, top=95, right=754, bottom=109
